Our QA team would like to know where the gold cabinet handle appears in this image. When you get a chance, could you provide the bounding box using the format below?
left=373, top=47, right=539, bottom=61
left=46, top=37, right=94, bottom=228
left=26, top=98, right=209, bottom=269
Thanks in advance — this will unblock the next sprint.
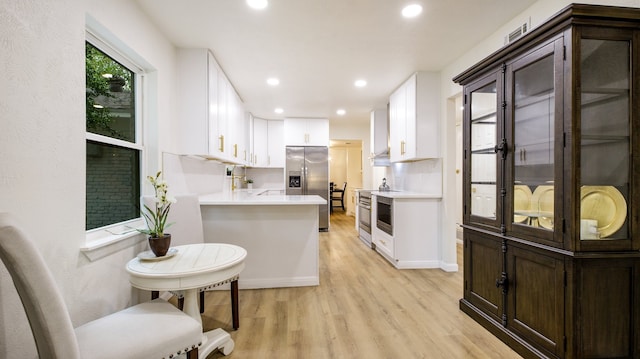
left=233, top=144, right=238, bottom=157
left=219, top=135, right=224, bottom=153
left=400, top=140, right=406, bottom=155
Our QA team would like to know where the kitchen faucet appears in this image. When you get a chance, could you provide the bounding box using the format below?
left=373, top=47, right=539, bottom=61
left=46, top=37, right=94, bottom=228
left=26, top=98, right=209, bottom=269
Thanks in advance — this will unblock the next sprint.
left=229, top=166, right=245, bottom=191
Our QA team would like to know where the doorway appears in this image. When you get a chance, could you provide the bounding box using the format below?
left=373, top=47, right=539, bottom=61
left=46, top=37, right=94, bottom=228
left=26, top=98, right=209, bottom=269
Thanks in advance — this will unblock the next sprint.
left=329, top=139, right=363, bottom=216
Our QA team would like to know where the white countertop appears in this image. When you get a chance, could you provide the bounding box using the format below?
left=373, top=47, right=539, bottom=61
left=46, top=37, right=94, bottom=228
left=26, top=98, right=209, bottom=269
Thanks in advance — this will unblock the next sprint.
left=371, top=190, right=442, bottom=199
left=199, top=189, right=327, bottom=205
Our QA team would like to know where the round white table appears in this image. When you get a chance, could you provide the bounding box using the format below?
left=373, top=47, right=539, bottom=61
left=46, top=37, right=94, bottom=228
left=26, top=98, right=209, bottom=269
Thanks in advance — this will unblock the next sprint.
left=126, top=243, right=247, bottom=357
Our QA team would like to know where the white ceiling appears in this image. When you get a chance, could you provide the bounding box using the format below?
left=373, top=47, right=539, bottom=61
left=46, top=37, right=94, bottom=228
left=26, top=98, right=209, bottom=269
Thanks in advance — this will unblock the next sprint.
left=135, top=0, right=536, bottom=125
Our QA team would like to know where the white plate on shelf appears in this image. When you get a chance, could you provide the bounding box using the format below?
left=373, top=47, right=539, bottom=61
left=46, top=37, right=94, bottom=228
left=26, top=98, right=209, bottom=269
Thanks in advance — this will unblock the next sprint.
left=137, top=247, right=178, bottom=261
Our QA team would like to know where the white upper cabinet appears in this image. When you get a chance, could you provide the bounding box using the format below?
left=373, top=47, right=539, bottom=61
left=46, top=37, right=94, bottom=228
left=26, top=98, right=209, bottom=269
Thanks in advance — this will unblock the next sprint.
left=370, top=108, right=389, bottom=166
left=175, top=48, right=246, bottom=164
left=249, top=117, right=284, bottom=168
left=175, top=49, right=212, bottom=155
left=284, top=118, right=329, bottom=146
left=251, top=116, right=269, bottom=167
left=388, top=72, right=440, bottom=162
left=267, top=120, right=285, bottom=167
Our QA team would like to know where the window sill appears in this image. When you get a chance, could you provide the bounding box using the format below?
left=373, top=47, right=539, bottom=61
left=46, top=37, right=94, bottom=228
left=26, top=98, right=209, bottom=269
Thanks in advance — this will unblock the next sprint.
left=81, top=219, right=146, bottom=261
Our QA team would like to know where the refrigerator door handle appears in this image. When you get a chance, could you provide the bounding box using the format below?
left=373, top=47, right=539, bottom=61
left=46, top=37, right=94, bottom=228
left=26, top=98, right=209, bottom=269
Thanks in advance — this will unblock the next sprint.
left=302, top=165, right=307, bottom=193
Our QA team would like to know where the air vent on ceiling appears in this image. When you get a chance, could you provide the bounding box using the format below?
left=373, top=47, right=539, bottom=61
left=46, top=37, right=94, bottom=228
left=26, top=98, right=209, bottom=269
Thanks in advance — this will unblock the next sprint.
left=504, top=17, right=531, bottom=45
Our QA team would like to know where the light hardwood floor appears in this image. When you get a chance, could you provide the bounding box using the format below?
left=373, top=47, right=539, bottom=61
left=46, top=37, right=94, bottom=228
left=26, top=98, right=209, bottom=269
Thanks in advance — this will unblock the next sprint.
left=201, top=211, right=521, bottom=358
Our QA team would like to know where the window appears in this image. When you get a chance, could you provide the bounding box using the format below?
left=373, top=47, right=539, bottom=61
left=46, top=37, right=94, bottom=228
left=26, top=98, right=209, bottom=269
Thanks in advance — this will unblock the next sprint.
left=85, top=37, right=143, bottom=231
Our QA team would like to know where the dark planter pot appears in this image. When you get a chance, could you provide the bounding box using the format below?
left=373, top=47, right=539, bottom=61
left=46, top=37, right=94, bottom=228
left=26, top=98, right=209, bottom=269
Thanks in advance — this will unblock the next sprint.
left=148, top=234, right=171, bottom=257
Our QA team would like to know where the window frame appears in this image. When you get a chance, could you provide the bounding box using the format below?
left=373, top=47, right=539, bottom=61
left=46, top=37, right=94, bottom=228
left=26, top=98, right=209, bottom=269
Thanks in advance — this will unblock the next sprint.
left=83, top=29, right=148, bottom=258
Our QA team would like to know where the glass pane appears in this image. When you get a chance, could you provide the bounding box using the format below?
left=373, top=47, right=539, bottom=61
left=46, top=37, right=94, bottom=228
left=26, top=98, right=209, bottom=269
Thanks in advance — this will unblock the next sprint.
left=86, top=42, right=136, bottom=143
left=513, top=54, right=554, bottom=229
left=580, top=39, right=630, bottom=240
left=470, top=82, right=497, bottom=219
left=86, top=141, right=140, bottom=230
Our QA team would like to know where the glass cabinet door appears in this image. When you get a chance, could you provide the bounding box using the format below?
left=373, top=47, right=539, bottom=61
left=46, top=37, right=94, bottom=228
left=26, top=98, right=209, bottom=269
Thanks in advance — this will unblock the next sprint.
left=509, top=40, right=560, bottom=241
left=579, top=36, right=630, bottom=243
left=467, top=78, right=500, bottom=226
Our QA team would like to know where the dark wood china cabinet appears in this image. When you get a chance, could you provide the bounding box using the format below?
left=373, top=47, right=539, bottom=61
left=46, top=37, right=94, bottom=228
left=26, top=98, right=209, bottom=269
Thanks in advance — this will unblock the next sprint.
left=454, top=4, right=640, bottom=358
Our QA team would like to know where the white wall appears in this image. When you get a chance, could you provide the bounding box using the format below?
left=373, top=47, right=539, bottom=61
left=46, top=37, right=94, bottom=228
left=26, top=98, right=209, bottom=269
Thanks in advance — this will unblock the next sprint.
left=0, top=0, right=180, bottom=356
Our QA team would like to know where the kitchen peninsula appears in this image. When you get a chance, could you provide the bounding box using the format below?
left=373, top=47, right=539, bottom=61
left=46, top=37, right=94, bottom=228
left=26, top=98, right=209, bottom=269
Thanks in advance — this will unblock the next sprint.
left=199, top=190, right=326, bottom=289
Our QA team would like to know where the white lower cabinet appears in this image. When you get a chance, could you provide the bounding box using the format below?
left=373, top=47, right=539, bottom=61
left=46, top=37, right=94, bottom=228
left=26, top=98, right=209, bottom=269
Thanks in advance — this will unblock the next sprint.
left=371, top=194, right=440, bottom=269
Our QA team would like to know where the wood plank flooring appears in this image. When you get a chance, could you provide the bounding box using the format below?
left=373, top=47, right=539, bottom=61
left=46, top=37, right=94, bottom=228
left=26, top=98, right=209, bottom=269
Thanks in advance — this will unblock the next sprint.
left=201, top=211, right=521, bottom=358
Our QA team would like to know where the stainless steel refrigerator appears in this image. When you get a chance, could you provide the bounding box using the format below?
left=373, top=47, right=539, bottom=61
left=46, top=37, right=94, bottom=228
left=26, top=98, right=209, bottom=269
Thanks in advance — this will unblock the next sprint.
left=285, top=146, right=329, bottom=231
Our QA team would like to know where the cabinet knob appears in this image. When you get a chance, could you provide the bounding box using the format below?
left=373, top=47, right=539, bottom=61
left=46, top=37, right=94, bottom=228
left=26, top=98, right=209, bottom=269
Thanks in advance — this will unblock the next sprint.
left=495, top=272, right=509, bottom=293
left=494, top=138, right=508, bottom=159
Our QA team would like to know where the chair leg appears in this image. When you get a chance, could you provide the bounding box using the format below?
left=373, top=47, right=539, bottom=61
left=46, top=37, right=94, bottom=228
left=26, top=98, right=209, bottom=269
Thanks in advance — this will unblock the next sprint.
left=231, top=279, right=239, bottom=330
left=186, top=347, right=198, bottom=359
left=178, top=296, right=184, bottom=310
left=200, top=291, right=205, bottom=313
left=151, top=290, right=159, bottom=300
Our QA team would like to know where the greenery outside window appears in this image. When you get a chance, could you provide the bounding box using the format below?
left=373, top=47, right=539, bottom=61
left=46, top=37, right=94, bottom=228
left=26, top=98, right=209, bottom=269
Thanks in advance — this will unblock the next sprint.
left=86, top=36, right=143, bottom=231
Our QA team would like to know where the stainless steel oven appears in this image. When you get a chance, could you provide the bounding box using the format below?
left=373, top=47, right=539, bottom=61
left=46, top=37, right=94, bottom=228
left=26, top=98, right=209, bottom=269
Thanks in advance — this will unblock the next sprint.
left=358, top=190, right=372, bottom=247
left=376, top=195, right=393, bottom=236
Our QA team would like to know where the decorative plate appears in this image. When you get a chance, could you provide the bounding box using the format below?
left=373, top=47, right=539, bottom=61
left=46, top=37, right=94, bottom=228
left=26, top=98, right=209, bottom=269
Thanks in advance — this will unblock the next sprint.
left=531, top=185, right=554, bottom=229
left=513, top=185, right=532, bottom=223
left=137, top=247, right=179, bottom=261
left=580, top=186, right=627, bottom=239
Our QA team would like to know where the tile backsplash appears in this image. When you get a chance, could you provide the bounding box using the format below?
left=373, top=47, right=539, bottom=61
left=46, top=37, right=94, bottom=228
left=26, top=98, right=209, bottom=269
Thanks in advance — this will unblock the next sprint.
left=373, top=158, right=442, bottom=195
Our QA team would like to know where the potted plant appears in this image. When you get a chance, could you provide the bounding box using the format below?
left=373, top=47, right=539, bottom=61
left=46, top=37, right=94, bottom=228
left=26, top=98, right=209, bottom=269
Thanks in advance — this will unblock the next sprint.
left=139, top=171, right=176, bottom=256
left=245, top=178, right=254, bottom=191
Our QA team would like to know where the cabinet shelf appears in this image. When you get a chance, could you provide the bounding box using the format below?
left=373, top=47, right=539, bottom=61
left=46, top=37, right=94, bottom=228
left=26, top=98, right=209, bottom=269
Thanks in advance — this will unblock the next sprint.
left=581, top=88, right=628, bottom=107
left=471, top=147, right=496, bottom=154
left=471, top=181, right=496, bottom=185
left=471, top=112, right=497, bottom=123
left=581, top=134, right=628, bottom=142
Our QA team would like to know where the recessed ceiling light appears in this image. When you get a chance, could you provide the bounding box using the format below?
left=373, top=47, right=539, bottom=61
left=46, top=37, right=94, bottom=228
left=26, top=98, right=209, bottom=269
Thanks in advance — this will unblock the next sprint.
left=267, top=77, right=280, bottom=86
left=274, top=107, right=284, bottom=114
left=246, top=0, right=268, bottom=10
left=336, top=109, right=346, bottom=116
left=402, top=4, right=423, bottom=18
left=354, top=79, right=367, bottom=87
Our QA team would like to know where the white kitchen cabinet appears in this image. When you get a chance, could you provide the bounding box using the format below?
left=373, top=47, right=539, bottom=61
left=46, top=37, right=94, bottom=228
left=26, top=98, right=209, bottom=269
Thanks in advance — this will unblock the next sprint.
left=371, top=194, right=440, bottom=269
left=175, top=48, right=246, bottom=164
left=388, top=72, right=440, bottom=162
left=284, top=118, right=329, bottom=146
left=175, top=49, right=216, bottom=155
left=222, top=73, right=247, bottom=165
left=249, top=117, right=284, bottom=168
left=370, top=108, right=389, bottom=166
left=267, top=120, right=284, bottom=167
left=250, top=116, right=268, bottom=167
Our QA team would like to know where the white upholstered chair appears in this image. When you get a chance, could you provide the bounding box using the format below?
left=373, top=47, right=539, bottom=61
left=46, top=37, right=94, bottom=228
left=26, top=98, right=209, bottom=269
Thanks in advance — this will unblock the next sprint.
left=0, top=212, right=202, bottom=359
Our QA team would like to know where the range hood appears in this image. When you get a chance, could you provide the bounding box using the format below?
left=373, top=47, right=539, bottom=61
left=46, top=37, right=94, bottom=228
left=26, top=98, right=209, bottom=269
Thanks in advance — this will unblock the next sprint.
left=370, top=149, right=390, bottom=167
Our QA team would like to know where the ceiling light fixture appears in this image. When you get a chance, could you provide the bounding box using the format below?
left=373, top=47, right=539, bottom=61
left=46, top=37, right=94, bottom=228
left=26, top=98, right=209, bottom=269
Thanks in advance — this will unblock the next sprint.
left=246, top=0, right=268, bottom=10
left=402, top=4, right=423, bottom=18
left=354, top=79, right=367, bottom=87
left=336, top=109, right=346, bottom=116
left=267, top=77, right=280, bottom=86
left=274, top=107, right=284, bottom=114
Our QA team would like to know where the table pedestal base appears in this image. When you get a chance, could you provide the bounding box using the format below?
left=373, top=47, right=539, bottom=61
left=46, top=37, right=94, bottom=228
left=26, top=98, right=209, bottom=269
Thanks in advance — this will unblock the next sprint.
left=200, top=328, right=234, bottom=357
